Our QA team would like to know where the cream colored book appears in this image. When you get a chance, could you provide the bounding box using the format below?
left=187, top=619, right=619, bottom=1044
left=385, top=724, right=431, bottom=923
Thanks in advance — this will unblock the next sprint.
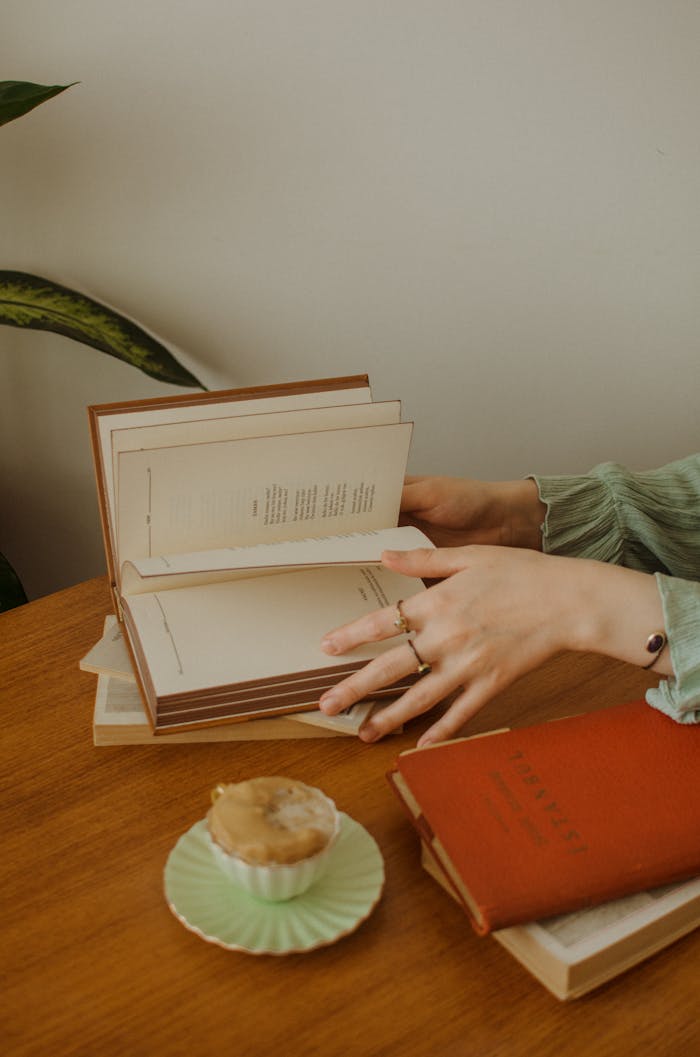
left=83, top=616, right=384, bottom=738
left=420, top=846, right=700, bottom=1000
left=88, top=375, right=429, bottom=734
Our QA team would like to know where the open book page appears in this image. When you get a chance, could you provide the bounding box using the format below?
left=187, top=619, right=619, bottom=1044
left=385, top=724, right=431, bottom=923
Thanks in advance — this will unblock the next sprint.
left=420, top=842, right=700, bottom=978
left=94, top=670, right=147, bottom=723
left=80, top=615, right=135, bottom=680
left=292, top=699, right=404, bottom=735
left=116, top=421, right=412, bottom=572
left=122, top=564, right=425, bottom=698
left=523, top=877, right=700, bottom=960
left=121, top=525, right=433, bottom=595
left=111, top=400, right=401, bottom=516
left=95, top=382, right=372, bottom=565
left=111, top=401, right=401, bottom=558
left=291, top=700, right=375, bottom=733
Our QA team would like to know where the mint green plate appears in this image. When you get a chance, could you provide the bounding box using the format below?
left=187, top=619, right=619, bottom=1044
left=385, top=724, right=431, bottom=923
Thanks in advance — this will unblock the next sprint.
left=164, top=813, right=384, bottom=954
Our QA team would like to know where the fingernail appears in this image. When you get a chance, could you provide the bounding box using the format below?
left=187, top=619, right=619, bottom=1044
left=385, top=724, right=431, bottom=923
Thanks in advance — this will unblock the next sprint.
left=382, top=550, right=405, bottom=560
left=320, top=636, right=339, bottom=654
left=359, top=723, right=380, bottom=743
left=417, top=734, right=435, bottom=748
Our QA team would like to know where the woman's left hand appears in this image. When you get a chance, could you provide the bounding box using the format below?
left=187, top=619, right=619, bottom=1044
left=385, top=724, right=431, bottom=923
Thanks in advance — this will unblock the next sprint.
left=318, top=545, right=579, bottom=745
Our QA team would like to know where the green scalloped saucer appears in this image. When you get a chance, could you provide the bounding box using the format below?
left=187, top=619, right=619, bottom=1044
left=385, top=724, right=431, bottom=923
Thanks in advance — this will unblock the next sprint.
left=164, top=813, right=384, bottom=954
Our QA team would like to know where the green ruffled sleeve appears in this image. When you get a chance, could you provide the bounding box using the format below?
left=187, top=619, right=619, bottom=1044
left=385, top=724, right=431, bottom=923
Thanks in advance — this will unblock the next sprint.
left=530, top=455, right=700, bottom=723
left=649, top=574, right=700, bottom=724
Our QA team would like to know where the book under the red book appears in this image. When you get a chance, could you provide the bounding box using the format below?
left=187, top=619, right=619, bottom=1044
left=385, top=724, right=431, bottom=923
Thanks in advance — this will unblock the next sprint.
left=387, top=700, right=700, bottom=934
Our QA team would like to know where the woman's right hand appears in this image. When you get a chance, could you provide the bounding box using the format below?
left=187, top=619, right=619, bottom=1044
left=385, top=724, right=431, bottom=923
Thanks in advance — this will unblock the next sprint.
left=400, top=475, right=546, bottom=551
left=320, top=543, right=672, bottom=745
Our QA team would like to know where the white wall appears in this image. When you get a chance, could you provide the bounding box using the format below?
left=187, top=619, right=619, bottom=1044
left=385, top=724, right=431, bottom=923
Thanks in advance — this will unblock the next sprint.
left=2, top=1, right=698, bottom=599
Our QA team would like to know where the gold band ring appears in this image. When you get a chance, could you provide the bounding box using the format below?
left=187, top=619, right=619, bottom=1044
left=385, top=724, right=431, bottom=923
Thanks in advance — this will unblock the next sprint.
left=407, top=638, right=431, bottom=676
left=393, top=599, right=410, bottom=634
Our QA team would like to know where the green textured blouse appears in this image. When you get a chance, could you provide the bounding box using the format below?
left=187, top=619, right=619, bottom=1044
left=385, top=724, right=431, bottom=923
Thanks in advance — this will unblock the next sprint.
left=531, top=455, right=700, bottom=724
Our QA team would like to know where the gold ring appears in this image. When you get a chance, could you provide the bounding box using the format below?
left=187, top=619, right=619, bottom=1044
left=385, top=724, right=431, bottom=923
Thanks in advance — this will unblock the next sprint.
left=393, top=599, right=410, bottom=634
left=407, top=638, right=431, bottom=676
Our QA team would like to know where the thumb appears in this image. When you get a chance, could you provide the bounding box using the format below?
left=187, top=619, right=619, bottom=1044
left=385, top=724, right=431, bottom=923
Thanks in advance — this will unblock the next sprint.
left=400, top=479, right=427, bottom=512
left=381, top=546, right=471, bottom=578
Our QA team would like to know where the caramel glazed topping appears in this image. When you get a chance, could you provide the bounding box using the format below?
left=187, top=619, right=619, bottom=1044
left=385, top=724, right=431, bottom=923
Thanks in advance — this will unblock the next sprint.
left=207, top=776, right=337, bottom=865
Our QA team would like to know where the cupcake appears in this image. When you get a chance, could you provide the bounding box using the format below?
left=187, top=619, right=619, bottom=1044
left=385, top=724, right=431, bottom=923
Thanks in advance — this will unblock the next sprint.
left=206, top=776, right=340, bottom=901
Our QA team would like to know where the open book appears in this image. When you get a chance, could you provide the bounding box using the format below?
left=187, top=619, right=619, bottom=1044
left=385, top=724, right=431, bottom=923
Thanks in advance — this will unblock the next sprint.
left=420, top=846, right=700, bottom=1000
left=88, top=375, right=431, bottom=733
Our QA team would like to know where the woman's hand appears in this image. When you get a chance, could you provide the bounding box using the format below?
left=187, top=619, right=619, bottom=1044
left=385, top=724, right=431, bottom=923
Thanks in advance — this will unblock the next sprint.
left=400, top=475, right=546, bottom=550
left=319, top=545, right=671, bottom=746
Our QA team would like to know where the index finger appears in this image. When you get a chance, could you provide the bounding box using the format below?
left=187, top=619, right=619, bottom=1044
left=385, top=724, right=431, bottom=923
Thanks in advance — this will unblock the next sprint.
left=320, top=600, right=414, bottom=656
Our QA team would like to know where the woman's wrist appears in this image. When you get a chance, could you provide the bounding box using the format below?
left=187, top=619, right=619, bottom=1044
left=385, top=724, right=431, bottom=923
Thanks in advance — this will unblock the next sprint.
left=559, top=558, right=674, bottom=675
left=494, top=479, right=547, bottom=550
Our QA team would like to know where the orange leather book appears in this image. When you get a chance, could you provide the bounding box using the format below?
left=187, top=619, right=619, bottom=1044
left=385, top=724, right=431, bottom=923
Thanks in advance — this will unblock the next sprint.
left=387, top=700, right=700, bottom=935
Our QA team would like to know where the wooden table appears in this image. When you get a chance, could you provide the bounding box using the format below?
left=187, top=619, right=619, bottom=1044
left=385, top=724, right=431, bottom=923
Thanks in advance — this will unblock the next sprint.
left=2, top=577, right=698, bottom=1057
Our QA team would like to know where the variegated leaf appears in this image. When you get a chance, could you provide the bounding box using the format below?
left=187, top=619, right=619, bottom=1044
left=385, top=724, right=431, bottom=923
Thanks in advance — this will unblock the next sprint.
left=0, top=272, right=205, bottom=388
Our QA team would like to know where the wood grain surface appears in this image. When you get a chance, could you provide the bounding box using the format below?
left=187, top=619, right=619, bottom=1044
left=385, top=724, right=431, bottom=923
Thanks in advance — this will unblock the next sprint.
left=1, top=577, right=698, bottom=1057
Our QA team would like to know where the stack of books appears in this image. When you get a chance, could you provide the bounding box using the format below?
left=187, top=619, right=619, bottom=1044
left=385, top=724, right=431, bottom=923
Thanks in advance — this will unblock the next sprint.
left=82, top=617, right=381, bottom=745
left=85, top=374, right=432, bottom=737
left=388, top=700, right=700, bottom=999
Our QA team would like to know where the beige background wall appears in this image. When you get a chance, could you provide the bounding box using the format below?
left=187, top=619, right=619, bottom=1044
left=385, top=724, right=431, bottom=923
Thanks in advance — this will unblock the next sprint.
left=1, top=1, right=698, bottom=600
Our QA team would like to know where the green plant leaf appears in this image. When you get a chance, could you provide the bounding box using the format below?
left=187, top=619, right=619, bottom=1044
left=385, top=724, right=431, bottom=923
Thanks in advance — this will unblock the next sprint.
left=0, top=80, right=78, bottom=128
left=0, top=272, right=205, bottom=388
left=0, top=551, right=28, bottom=612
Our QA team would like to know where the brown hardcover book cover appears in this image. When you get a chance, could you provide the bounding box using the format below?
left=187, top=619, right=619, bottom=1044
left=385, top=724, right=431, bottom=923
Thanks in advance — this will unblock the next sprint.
left=387, top=700, right=700, bottom=935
